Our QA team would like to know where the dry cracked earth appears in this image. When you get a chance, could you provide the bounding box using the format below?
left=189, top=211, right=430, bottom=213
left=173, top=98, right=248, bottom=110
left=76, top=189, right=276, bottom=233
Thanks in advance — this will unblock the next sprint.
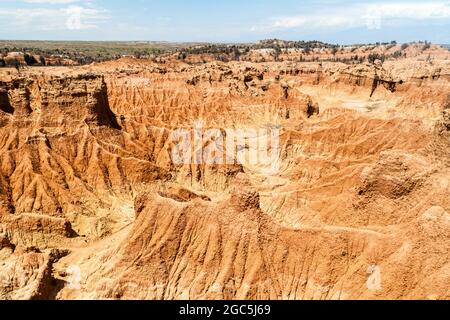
left=0, top=47, right=449, bottom=300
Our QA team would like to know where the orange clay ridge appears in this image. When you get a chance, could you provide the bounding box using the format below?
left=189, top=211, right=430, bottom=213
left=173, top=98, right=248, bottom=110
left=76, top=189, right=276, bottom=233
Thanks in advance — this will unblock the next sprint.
left=0, top=43, right=449, bottom=300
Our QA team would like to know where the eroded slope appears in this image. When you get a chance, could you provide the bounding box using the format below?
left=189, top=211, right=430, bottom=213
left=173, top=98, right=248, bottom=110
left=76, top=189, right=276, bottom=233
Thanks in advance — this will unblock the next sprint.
left=0, top=55, right=449, bottom=300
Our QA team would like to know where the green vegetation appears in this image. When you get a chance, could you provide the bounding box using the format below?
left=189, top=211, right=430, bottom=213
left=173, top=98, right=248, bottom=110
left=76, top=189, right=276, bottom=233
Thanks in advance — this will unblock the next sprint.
left=0, top=40, right=199, bottom=65
left=0, top=39, right=443, bottom=67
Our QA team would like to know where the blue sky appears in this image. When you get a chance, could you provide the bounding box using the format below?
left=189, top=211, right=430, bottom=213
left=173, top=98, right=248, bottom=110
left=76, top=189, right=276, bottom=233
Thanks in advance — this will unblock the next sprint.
left=0, top=0, right=449, bottom=44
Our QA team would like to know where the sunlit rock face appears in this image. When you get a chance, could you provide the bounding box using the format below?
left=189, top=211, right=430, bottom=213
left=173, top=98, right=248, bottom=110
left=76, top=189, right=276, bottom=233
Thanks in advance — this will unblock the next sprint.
left=0, top=47, right=449, bottom=300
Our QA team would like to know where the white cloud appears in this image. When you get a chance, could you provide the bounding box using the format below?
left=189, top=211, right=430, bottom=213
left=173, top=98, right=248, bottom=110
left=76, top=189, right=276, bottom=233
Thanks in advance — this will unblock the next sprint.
left=363, top=2, right=450, bottom=21
left=0, top=1, right=109, bottom=32
left=23, top=0, right=90, bottom=3
left=253, top=2, right=450, bottom=32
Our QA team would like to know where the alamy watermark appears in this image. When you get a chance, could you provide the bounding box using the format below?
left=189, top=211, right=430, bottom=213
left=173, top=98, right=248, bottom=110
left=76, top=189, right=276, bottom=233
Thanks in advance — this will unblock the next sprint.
left=364, top=5, right=383, bottom=30
left=171, top=121, right=281, bottom=176
left=66, top=265, right=82, bottom=290
left=66, top=6, right=83, bottom=30
left=367, top=265, right=382, bottom=291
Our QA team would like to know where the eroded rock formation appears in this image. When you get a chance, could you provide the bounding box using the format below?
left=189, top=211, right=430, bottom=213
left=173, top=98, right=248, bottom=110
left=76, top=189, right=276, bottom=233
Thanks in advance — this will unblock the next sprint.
left=0, top=52, right=449, bottom=300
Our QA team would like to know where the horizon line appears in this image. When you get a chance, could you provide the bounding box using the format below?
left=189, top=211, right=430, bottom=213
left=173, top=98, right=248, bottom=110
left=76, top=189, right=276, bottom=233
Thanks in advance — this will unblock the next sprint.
left=0, top=39, right=448, bottom=46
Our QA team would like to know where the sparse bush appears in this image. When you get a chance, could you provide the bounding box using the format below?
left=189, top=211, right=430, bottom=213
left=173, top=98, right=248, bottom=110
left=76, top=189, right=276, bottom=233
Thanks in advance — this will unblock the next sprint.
left=271, top=46, right=282, bottom=61
left=423, top=42, right=431, bottom=51
left=368, top=53, right=385, bottom=64
left=177, top=52, right=187, bottom=60
left=392, top=51, right=403, bottom=59
left=24, top=53, right=38, bottom=65
left=386, top=44, right=395, bottom=50
left=233, top=47, right=241, bottom=61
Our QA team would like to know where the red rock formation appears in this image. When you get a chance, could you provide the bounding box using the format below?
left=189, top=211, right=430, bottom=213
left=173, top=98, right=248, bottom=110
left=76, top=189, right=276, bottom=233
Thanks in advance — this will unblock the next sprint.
left=0, top=52, right=448, bottom=300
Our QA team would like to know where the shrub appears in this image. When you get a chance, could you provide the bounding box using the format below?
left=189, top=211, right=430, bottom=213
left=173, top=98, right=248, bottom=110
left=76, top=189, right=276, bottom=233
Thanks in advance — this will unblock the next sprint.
left=392, top=51, right=402, bottom=59
left=24, top=53, right=38, bottom=65
left=368, top=53, right=385, bottom=64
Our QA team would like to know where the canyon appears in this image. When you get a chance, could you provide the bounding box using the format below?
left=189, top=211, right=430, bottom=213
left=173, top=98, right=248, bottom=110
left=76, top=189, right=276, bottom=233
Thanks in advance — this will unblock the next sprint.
left=0, top=45, right=449, bottom=300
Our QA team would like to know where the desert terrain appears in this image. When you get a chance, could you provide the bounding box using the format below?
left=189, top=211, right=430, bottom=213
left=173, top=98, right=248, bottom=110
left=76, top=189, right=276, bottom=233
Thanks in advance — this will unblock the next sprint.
left=0, top=42, right=449, bottom=300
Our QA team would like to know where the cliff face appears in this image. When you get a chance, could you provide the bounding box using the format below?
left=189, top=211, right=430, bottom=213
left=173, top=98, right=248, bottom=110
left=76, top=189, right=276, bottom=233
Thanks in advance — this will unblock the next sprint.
left=66, top=190, right=449, bottom=300
left=0, top=74, right=120, bottom=127
left=0, top=73, right=170, bottom=240
left=0, top=56, right=449, bottom=300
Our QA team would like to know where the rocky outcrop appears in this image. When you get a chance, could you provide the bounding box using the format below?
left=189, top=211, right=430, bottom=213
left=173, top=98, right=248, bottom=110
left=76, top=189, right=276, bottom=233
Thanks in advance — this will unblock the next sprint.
left=0, top=52, right=449, bottom=300
left=58, top=189, right=449, bottom=300
left=0, top=74, right=120, bottom=128
left=358, top=151, right=428, bottom=199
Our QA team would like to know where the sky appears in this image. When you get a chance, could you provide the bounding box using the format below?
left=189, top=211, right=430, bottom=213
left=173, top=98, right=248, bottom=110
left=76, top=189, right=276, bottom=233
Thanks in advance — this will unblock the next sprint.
left=0, top=0, right=449, bottom=44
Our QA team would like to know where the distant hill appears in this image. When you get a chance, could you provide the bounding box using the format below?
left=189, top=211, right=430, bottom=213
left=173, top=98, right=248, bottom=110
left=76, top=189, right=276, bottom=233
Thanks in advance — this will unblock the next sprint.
left=1, top=39, right=448, bottom=67
left=0, top=40, right=201, bottom=65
